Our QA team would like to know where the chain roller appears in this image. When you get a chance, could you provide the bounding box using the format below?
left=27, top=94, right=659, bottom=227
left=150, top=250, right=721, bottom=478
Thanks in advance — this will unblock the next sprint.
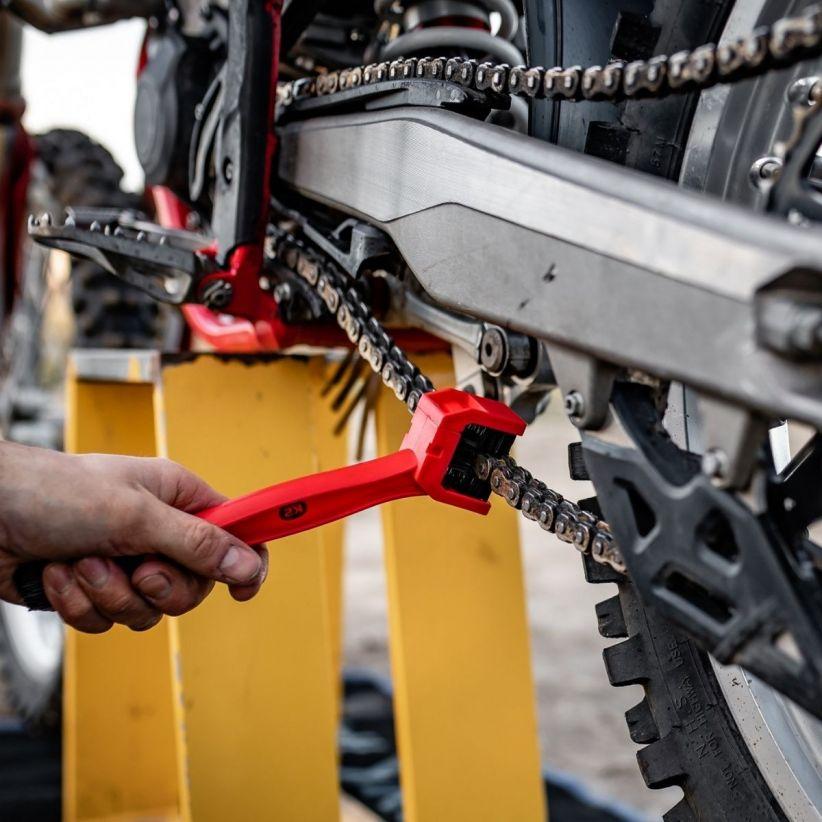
left=475, top=455, right=625, bottom=573
left=278, top=3, right=822, bottom=109
left=268, top=231, right=434, bottom=413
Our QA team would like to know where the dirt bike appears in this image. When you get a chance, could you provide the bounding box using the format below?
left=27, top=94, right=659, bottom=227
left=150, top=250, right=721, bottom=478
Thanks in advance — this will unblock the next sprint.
left=9, top=0, right=822, bottom=818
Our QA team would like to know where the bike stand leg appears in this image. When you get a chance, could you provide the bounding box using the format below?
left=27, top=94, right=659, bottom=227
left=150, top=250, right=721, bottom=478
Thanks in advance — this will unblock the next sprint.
left=375, top=353, right=545, bottom=822
left=159, top=354, right=345, bottom=821
left=63, top=351, right=189, bottom=822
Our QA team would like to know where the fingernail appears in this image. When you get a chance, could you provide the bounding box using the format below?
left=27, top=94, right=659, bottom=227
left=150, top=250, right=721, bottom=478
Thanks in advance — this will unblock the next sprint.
left=219, top=546, right=261, bottom=584
left=137, top=573, right=172, bottom=601
left=77, top=558, right=109, bottom=589
left=47, top=564, right=73, bottom=594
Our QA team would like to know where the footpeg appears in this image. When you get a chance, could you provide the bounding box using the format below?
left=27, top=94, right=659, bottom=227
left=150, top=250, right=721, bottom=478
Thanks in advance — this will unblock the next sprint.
left=14, top=389, right=525, bottom=610
left=28, top=211, right=214, bottom=305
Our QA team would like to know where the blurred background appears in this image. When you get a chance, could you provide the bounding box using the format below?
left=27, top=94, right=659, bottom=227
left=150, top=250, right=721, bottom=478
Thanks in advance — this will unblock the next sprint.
left=20, top=22, right=677, bottom=819
left=22, top=21, right=144, bottom=191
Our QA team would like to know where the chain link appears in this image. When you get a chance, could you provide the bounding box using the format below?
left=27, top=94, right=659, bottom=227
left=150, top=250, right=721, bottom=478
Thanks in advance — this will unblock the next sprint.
left=266, top=230, right=434, bottom=413
left=266, top=229, right=626, bottom=573
left=278, top=3, right=822, bottom=110
left=476, top=455, right=625, bottom=573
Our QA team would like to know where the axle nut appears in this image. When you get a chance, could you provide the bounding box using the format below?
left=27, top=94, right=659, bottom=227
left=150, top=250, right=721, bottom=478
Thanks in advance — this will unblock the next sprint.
left=479, top=327, right=508, bottom=375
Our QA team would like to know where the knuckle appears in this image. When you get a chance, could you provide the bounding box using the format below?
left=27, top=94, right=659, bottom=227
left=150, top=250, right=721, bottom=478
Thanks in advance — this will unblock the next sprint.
left=102, top=592, right=136, bottom=620
left=160, top=596, right=193, bottom=618
left=152, top=457, right=180, bottom=480
left=184, top=519, right=221, bottom=567
left=59, top=593, right=95, bottom=624
left=152, top=457, right=184, bottom=494
left=57, top=598, right=111, bottom=634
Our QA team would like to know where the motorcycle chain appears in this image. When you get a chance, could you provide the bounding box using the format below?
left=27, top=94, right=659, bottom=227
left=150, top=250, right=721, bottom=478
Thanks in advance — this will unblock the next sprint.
left=271, top=2, right=822, bottom=579
left=266, top=229, right=625, bottom=574
left=278, top=3, right=822, bottom=108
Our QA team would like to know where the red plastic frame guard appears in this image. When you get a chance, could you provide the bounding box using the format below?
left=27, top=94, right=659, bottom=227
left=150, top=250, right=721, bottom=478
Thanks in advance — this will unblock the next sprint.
left=197, top=388, right=526, bottom=544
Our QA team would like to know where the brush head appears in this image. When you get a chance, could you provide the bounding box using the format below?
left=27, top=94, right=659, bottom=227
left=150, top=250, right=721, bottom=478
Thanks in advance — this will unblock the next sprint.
left=442, top=423, right=517, bottom=501
left=401, top=389, right=526, bottom=515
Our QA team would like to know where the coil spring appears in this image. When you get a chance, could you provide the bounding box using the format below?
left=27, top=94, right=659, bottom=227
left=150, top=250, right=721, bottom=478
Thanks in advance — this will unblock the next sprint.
left=375, top=0, right=524, bottom=65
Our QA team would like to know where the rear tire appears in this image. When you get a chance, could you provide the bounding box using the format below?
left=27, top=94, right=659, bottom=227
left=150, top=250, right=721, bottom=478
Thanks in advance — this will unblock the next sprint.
left=585, top=557, right=785, bottom=821
left=527, top=1, right=805, bottom=818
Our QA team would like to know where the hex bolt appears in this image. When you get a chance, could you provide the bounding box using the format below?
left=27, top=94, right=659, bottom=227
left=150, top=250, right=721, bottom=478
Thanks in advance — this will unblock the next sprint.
left=273, top=282, right=293, bottom=303
left=564, top=391, right=585, bottom=419
left=201, top=280, right=234, bottom=310
left=749, top=155, right=783, bottom=190
left=164, top=278, right=181, bottom=298
left=701, top=448, right=728, bottom=480
left=786, top=75, right=822, bottom=107
left=479, top=327, right=508, bottom=375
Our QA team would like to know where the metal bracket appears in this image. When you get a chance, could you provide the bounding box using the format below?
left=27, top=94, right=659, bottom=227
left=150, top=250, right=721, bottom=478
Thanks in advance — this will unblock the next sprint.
left=583, top=383, right=822, bottom=719
left=279, top=78, right=501, bottom=123
left=547, top=346, right=616, bottom=431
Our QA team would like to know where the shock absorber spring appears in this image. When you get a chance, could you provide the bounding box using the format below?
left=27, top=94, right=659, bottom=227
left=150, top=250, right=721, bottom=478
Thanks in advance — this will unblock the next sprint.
left=375, top=0, right=524, bottom=65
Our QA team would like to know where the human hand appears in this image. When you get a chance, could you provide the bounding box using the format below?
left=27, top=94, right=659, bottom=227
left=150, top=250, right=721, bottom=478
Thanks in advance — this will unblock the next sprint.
left=0, top=443, right=268, bottom=633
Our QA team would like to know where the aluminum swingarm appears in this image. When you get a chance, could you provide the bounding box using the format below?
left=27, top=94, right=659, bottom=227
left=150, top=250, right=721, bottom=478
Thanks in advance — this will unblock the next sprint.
left=279, top=105, right=822, bottom=716
left=278, top=105, right=822, bottom=458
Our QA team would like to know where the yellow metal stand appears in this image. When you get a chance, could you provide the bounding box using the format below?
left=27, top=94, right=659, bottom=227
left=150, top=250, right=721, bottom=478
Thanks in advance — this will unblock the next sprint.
left=64, top=352, right=345, bottom=822
left=162, top=355, right=344, bottom=822
left=376, top=353, right=545, bottom=822
left=64, top=353, right=188, bottom=822
left=63, top=349, right=544, bottom=822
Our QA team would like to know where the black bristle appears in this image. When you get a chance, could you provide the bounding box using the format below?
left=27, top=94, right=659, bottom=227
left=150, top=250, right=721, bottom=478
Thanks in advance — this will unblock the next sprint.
left=443, top=423, right=516, bottom=501
left=13, top=562, right=53, bottom=611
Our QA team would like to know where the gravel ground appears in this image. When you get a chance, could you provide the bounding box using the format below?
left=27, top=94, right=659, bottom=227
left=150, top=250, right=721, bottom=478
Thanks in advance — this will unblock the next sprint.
left=342, top=401, right=680, bottom=820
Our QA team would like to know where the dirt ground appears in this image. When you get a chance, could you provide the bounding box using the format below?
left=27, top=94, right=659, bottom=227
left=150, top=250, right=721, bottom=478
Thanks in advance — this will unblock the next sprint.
left=342, top=401, right=680, bottom=820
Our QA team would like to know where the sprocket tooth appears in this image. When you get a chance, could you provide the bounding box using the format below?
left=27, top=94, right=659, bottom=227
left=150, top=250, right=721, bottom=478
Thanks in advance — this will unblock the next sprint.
left=625, top=696, right=658, bottom=744
left=595, top=595, right=627, bottom=638
left=602, top=635, right=647, bottom=686
left=636, top=735, right=686, bottom=789
left=663, top=798, right=696, bottom=822
left=581, top=553, right=622, bottom=584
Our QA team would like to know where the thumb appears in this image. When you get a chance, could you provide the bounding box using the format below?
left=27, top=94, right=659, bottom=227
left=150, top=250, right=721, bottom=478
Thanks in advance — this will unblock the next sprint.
left=130, top=494, right=263, bottom=586
left=141, top=458, right=228, bottom=514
